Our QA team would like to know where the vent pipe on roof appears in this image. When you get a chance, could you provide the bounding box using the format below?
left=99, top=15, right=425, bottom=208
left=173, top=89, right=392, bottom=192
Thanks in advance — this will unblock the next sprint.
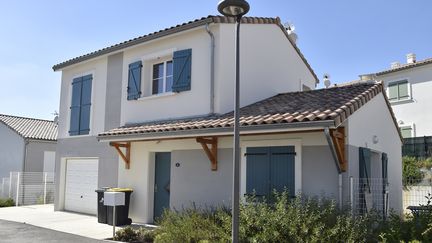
left=407, top=53, right=416, bottom=64
left=391, top=61, right=401, bottom=69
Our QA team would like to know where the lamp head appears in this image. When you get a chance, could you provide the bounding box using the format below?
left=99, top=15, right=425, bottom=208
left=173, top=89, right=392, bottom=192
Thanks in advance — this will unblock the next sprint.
left=217, top=0, right=250, bottom=17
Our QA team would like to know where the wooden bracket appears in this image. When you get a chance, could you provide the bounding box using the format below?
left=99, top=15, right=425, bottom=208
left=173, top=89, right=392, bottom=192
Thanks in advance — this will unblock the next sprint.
left=110, top=142, right=131, bottom=169
left=330, top=127, right=347, bottom=172
left=196, top=137, right=218, bottom=171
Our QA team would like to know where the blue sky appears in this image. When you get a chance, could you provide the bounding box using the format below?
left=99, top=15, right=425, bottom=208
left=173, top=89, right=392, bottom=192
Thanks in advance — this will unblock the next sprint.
left=0, top=0, right=431, bottom=120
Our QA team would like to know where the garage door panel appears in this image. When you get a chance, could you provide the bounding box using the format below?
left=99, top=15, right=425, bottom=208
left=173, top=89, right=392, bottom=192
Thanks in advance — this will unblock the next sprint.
left=65, top=159, right=98, bottom=215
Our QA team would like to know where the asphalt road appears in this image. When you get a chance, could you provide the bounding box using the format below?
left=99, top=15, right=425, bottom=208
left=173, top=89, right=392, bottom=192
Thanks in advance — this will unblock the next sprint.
left=0, top=219, right=105, bottom=243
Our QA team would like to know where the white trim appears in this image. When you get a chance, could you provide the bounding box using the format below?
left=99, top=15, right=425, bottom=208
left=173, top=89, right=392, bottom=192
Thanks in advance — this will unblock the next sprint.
left=240, top=138, right=302, bottom=199
left=67, top=70, right=96, bottom=138
left=137, top=92, right=177, bottom=101
left=387, top=78, right=412, bottom=104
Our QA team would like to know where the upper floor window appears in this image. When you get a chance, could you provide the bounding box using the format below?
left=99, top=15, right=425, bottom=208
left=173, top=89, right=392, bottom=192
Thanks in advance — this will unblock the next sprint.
left=400, top=125, right=413, bottom=138
left=126, top=48, right=192, bottom=100
left=69, top=74, right=92, bottom=136
left=152, top=61, right=173, bottom=95
left=388, top=80, right=409, bottom=101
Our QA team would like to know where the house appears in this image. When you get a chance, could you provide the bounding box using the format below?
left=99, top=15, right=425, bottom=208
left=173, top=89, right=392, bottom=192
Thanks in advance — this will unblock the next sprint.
left=0, top=114, right=57, bottom=201
left=52, top=16, right=402, bottom=222
left=359, top=54, right=432, bottom=139
left=359, top=54, right=432, bottom=157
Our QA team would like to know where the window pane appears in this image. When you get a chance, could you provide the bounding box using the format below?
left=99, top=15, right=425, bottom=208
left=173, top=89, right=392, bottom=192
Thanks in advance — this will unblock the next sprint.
left=398, top=82, right=409, bottom=98
left=166, top=76, right=173, bottom=92
left=152, top=78, right=163, bottom=95
left=388, top=84, right=398, bottom=100
left=401, top=127, right=412, bottom=138
left=153, top=63, right=164, bottom=80
left=166, top=61, right=173, bottom=76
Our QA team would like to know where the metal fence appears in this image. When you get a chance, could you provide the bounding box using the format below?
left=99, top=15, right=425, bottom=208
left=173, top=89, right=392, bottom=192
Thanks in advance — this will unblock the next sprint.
left=350, top=177, right=388, bottom=217
left=403, top=178, right=432, bottom=215
left=403, top=136, right=432, bottom=158
left=0, top=172, right=54, bottom=206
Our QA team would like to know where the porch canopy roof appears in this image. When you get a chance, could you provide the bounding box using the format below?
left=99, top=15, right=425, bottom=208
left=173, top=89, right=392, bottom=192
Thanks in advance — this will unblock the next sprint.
left=98, top=82, right=399, bottom=143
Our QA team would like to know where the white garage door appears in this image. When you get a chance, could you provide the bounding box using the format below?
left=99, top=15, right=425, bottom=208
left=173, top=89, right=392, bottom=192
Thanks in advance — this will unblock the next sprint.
left=65, top=159, right=98, bottom=215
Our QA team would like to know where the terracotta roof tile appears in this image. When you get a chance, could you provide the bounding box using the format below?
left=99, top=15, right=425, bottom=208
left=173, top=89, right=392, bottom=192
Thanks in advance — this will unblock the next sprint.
left=0, top=114, right=58, bottom=141
left=99, top=82, right=389, bottom=139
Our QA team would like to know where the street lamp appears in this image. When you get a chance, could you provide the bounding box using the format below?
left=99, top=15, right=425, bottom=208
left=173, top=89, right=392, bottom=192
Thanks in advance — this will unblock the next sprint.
left=217, top=0, right=249, bottom=242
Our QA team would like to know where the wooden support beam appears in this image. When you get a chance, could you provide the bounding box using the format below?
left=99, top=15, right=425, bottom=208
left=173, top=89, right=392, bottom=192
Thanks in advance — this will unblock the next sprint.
left=330, top=127, right=347, bottom=172
left=196, top=137, right=218, bottom=171
left=110, top=142, right=131, bottom=169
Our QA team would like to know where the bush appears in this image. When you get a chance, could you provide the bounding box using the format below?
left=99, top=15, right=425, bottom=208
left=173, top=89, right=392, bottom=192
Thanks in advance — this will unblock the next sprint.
left=403, top=156, right=425, bottom=184
left=0, top=198, right=15, bottom=207
left=113, top=227, right=156, bottom=243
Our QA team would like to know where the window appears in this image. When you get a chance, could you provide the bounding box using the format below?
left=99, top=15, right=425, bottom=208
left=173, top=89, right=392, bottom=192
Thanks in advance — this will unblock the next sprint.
left=388, top=80, right=409, bottom=101
left=69, top=74, right=92, bottom=136
left=400, top=126, right=413, bottom=138
left=152, top=61, right=173, bottom=95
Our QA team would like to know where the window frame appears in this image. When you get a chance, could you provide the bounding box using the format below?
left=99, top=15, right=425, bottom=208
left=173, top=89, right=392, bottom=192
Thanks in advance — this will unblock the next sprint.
left=68, top=71, right=94, bottom=137
left=387, top=79, right=411, bottom=103
left=151, top=59, right=173, bottom=95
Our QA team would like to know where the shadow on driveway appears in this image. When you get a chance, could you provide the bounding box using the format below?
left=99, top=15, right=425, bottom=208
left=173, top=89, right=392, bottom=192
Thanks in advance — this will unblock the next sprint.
left=0, top=220, right=105, bottom=243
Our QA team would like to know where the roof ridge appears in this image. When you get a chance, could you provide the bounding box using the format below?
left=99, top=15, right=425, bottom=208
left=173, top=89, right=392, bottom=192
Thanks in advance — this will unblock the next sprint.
left=276, top=81, right=376, bottom=96
left=0, top=113, right=55, bottom=123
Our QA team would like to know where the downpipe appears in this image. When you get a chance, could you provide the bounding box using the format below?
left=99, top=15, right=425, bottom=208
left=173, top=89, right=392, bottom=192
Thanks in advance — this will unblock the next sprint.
left=205, top=24, right=215, bottom=115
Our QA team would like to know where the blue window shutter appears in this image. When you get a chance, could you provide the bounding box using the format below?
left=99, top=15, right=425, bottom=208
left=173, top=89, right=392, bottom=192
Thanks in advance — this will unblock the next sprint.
left=79, top=75, right=92, bottom=135
left=246, top=147, right=270, bottom=197
left=172, top=49, right=192, bottom=92
left=127, top=61, right=142, bottom=100
left=69, top=77, right=82, bottom=136
left=270, top=146, right=295, bottom=197
left=359, top=147, right=371, bottom=189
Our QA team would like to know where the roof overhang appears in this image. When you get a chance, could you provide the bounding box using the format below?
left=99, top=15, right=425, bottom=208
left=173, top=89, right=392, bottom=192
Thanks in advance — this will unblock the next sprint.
left=97, top=120, right=335, bottom=143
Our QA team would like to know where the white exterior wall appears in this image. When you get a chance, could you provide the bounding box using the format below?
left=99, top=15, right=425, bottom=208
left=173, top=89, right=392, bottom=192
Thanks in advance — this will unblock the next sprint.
left=120, top=27, right=213, bottom=124
left=379, top=64, right=432, bottom=137
left=116, top=132, right=330, bottom=223
left=347, top=94, right=403, bottom=213
left=215, top=24, right=316, bottom=114
left=58, top=58, right=108, bottom=139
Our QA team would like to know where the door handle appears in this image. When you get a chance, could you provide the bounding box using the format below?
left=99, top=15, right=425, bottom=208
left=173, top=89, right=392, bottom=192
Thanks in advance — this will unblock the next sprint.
left=154, top=184, right=158, bottom=193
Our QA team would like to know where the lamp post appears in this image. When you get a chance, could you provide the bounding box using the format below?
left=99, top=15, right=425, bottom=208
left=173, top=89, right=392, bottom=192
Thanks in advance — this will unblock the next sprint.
left=217, top=1, right=250, bottom=242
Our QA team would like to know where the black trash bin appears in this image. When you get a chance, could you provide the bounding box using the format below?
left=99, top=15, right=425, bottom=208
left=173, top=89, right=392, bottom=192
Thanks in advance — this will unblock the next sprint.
left=95, top=187, right=110, bottom=224
left=106, top=188, right=133, bottom=226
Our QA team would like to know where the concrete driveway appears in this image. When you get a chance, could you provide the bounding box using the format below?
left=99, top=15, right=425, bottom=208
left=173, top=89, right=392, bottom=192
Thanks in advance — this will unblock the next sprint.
left=0, top=219, right=104, bottom=243
left=0, top=204, right=114, bottom=240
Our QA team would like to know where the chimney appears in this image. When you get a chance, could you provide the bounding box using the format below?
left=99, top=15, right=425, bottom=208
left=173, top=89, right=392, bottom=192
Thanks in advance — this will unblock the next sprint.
left=407, top=53, right=416, bottom=64
left=359, top=74, right=376, bottom=81
left=391, top=61, right=401, bottom=69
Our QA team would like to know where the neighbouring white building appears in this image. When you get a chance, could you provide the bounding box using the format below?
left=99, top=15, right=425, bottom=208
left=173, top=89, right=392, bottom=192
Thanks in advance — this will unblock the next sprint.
left=360, top=54, right=432, bottom=139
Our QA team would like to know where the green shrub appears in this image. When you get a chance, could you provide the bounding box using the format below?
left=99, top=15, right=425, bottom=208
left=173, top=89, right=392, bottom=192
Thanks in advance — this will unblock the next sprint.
left=113, top=226, right=139, bottom=242
left=403, top=156, right=425, bottom=184
left=0, top=198, right=15, bottom=207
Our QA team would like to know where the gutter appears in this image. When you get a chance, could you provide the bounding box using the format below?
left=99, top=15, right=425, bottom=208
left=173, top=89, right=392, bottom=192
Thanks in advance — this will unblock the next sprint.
left=324, top=127, right=343, bottom=209
left=205, top=24, right=216, bottom=114
left=98, top=120, right=335, bottom=142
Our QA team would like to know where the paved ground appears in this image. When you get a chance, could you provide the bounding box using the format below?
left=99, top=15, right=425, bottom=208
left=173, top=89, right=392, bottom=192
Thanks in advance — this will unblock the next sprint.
left=0, top=204, right=113, bottom=240
left=0, top=219, right=104, bottom=243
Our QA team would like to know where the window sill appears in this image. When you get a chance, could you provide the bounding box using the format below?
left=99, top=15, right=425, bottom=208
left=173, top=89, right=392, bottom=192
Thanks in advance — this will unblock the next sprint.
left=137, top=92, right=177, bottom=101
left=389, top=98, right=413, bottom=105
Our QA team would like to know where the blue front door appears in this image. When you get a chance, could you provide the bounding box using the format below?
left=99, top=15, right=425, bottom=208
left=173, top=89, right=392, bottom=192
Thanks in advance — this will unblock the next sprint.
left=154, top=152, right=171, bottom=221
left=246, top=146, right=295, bottom=198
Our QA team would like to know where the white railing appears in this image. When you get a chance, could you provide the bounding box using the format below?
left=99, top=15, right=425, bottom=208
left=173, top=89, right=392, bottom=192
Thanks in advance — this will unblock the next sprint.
left=0, top=172, right=54, bottom=206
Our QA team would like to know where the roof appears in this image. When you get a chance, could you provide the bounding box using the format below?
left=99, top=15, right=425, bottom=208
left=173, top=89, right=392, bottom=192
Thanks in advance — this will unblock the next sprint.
left=0, top=114, right=58, bottom=141
left=99, top=82, right=398, bottom=141
left=52, top=15, right=318, bottom=83
left=367, top=57, right=432, bottom=76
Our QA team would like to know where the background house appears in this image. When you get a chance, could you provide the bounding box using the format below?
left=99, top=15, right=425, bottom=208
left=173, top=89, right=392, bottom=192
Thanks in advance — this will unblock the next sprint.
left=52, top=16, right=318, bottom=216
left=0, top=114, right=57, bottom=203
left=359, top=54, right=432, bottom=157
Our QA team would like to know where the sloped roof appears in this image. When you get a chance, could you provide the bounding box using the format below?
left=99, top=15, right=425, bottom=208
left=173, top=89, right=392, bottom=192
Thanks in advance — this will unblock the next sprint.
left=99, top=82, right=396, bottom=141
left=362, top=57, right=432, bottom=77
left=0, top=114, right=58, bottom=141
left=52, top=15, right=318, bottom=83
